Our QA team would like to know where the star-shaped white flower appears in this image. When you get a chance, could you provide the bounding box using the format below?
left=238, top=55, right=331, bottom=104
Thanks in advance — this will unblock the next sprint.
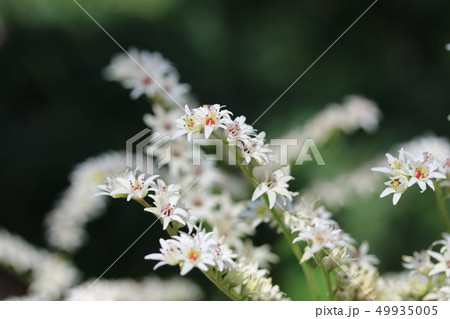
left=251, top=165, right=297, bottom=209
left=145, top=194, right=190, bottom=230
left=292, top=218, right=352, bottom=254
left=172, top=231, right=216, bottom=275
left=144, top=238, right=181, bottom=270
left=239, top=132, right=273, bottom=165
left=95, top=169, right=158, bottom=201
left=379, top=175, right=409, bottom=205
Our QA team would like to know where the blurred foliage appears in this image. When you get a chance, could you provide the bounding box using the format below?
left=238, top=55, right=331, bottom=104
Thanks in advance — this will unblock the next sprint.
left=0, top=0, right=449, bottom=300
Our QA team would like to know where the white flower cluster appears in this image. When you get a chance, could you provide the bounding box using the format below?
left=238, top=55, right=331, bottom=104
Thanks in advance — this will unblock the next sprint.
left=303, top=135, right=450, bottom=210
left=286, top=198, right=357, bottom=264
left=374, top=233, right=450, bottom=301
left=104, top=48, right=190, bottom=104
left=224, top=262, right=286, bottom=301
left=299, top=95, right=381, bottom=144
left=335, top=263, right=379, bottom=301
left=45, top=152, right=126, bottom=252
left=173, top=104, right=298, bottom=209
left=146, top=230, right=235, bottom=275
left=280, top=96, right=381, bottom=161
left=65, top=277, right=203, bottom=301
left=97, top=173, right=197, bottom=233
left=0, top=229, right=79, bottom=300
left=174, top=104, right=272, bottom=165
left=372, top=148, right=447, bottom=205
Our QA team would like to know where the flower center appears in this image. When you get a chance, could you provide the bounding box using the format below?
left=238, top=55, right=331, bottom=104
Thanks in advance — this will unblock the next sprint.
left=205, top=117, right=216, bottom=126
left=229, top=124, right=239, bottom=135
left=391, top=178, right=401, bottom=189
left=415, top=167, right=428, bottom=179
left=184, top=116, right=195, bottom=128
left=267, top=175, right=277, bottom=188
left=215, top=245, right=223, bottom=258
left=142, top=77, right=152, bottom=86
left=130, top=180, right=143, bottom=192
left=188, top=249, right=201, bottom=262
left=161, top=204, right=173, bottom=216
left=392, top=160, right=402, bottom=170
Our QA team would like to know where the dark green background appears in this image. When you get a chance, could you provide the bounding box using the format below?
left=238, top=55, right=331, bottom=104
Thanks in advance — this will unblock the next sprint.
left=0, top=0, right=449, bottom=300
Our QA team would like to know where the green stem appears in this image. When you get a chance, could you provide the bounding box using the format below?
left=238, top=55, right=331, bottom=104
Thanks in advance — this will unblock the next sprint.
left=435, top=184, right=450, bottom=233
left=416, top=274, right=447, bottom=301
left=214, top=133, right=320, bottom=300
left=238, top=155, right=320, bottom=299
left=204, top=270, right=241, bottom=301
left=319, top=263, right=334, bottom=300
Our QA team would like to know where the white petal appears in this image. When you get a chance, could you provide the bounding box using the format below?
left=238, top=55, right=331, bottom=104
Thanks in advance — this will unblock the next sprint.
left=252, top=186, right=266, bottom=201
left=267, top=191, right=277, bottom=209
left=393, top=192, right=402, bottom=205
left=204, top=125, right=213, bottom=139
left=380, top=187, right=395, bottom=198
left=180, top=262, right=194, bottom=276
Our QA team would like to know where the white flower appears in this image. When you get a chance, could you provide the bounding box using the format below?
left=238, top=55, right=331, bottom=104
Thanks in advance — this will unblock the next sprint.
left=292, top=217, right=352, bottom=254
left=211, top=241, right=236, bottom=272
left=428, top=234, right=450, bottom=278
left=172, top=231, right=216, bottom=275
left=234, top=240, right=279, bottom=269
left=207, top=193, right=253, bottom=247
left=145, top=194, right=192, bottom=231
left=149, top=179, right=181, bottom=197
left=239, top=132, right=273, bottom=165
left=145, top=238, right=182, bottom=270
left=195, top=104, right=232, bottom=138
left=428, top=249, right=450, bottom=277
left=251, top=165, right=297, bottom=209
left=45, top=151, right=125, bottom=252
left=65, top=277, right=203, bottom=301
left=96, top=169, right=158, bottom=201
left=407, top=152, right=446, bottom=192
left=371, top=148, right=409, bottom=175
left=158, top=72, right=190, bottom=104
left=104, top=49, right=189, bottom=104
left=173, top=105, right=202, bottom=141
left=182, top=187, right=219, bottom=220
left=223, top=115, right=255, bottom=144
left=173, top=104, right=232, bottom=140
left=143, top=104, right=183, bottom=136
left=352, top=241, right=379, bottom=267
left=372, top=147, right=447, bottom=204
left=379, top=175, right=409, bottom=205
left=240, top=198, right=272, bottom=228
left=402, top=250, right=433, bottom=276
left=292, top=95, right=381, bottom=147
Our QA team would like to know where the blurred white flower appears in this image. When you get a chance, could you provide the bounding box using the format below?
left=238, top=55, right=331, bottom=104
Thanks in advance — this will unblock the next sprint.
left=402, top=250, right=433, bottom=276
left=428, top=234, right=450, bottom=278
left=45, top=152, right=125, bottom=252
left=292, top=217, right=352, bottom=254
left=104, top=48, right=189, bottom=104
left=65, top=277, right=203, bottom=301
left=143, top=104, right=183, bottom=136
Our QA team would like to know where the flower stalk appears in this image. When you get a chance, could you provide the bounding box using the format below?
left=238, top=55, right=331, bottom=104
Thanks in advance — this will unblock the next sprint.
left=435, top=183, right=450, bottom=233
